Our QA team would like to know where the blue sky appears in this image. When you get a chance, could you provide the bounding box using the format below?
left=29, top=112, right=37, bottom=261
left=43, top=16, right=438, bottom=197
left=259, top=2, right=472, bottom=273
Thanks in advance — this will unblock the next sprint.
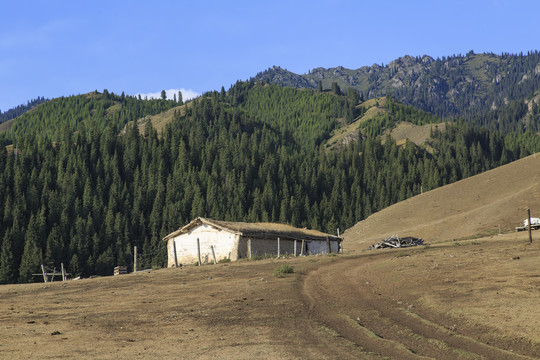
left=1, top=0, right=539, bottom=111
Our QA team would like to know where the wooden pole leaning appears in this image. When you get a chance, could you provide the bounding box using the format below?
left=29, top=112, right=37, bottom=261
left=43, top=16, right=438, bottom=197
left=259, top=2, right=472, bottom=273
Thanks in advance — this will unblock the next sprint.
left=173, top=240, right=179, bottom=267
left=41, top=264, right=48, bottom=283
left=211, top=245, right=217, bottom=264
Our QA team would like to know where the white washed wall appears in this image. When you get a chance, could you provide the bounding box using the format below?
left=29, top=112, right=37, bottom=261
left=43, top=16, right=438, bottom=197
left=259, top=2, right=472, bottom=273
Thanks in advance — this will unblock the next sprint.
left=167, top=224, right=239, bottom=267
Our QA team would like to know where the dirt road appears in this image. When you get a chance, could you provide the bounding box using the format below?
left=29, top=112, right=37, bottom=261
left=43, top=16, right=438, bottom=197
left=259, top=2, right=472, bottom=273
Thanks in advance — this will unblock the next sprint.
left=302, top=234, right=540, bottom=359
left=2, top=232, right=539, bottom=359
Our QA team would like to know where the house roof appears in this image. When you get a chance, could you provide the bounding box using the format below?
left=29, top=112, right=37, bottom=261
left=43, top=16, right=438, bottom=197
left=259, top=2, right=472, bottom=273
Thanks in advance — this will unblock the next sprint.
left=162, top=217, right=342, bottom=242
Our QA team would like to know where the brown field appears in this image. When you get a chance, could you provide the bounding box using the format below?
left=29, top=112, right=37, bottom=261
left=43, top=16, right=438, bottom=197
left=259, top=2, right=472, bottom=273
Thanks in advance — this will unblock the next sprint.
left=383, top=121, right=446, bottom=147
left=127, top=104, right=187, bottom=136
left=0, top=118, right=15, bottom=133
left=1, top=154, right=540, bottom=359
left=326, top=97, right=387, bottom=149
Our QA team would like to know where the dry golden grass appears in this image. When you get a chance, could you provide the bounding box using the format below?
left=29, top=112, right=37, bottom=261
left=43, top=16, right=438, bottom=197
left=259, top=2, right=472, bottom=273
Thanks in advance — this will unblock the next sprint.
left=326, top=97, right=387, bottom=149
left=383, top=121, right=446, bottom=147
left=344, top=153, right=540, bottom=250
left=0, top=118, right=15, bottom=133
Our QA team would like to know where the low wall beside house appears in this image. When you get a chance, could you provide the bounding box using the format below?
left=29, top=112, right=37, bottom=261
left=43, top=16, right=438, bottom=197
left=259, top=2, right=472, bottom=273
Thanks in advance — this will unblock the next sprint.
left=240, top=237, right=339, bottom=258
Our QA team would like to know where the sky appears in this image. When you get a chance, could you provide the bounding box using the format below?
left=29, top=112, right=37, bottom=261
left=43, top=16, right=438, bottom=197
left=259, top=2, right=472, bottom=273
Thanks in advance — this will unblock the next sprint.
left=1, top=0, right=539, bottom=111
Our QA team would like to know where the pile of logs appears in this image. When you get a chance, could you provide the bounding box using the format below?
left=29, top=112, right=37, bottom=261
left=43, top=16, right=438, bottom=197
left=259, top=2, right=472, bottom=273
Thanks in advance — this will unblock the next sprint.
left=370, top=235, right=424, bottom=249
left=114, top=266, right=128, bottom=276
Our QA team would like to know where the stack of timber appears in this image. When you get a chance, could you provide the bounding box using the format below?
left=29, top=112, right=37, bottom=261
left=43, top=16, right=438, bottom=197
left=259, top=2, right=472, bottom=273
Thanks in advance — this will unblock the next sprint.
left=369, top=235, right=424, bottom=249
left=114, top=266, right=128, bottom=276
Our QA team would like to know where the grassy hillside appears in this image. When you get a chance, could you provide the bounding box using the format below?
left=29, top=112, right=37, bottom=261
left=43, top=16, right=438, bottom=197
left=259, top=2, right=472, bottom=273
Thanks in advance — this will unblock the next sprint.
left=123, top=104, right=188, bottom=136
left=343, top=153, right=540, bottom=249
left=0, top=91, right=179, bottom=142
left=326, top=96, right=445, bottom=150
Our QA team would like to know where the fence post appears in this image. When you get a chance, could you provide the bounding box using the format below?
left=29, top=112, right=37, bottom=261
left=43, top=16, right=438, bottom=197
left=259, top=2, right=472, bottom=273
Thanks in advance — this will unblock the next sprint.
left=248, top=238, right=252, bottom=260
left=294, top=239, right=297, bottom=257
left=301, top=239, right=305, bottom=256
left=197, top=238, right=202, bottom=266
left=173, top=240, right=178, bottom=267
left=528, top=208, right=533, bottom=244
left=277, top=237, right=280, bottom=259
left=134, top=246, right=138, bottom=273
left=61, top=263, right=66, bottom=281
left=326, top=236, right=331, bottom=254
left=41, top=264, right=48, bottom=283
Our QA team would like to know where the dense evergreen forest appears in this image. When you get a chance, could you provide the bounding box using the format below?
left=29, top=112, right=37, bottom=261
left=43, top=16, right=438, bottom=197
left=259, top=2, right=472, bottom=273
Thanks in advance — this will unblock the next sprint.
left=0, top=81, right=539, bottom=283
left=0, top=97, right=48, bottom=124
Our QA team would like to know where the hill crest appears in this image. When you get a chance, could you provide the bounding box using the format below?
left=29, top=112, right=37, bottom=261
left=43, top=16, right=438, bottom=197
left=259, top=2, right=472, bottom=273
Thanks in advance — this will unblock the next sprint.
left=343, top=153, right=540, bottom=250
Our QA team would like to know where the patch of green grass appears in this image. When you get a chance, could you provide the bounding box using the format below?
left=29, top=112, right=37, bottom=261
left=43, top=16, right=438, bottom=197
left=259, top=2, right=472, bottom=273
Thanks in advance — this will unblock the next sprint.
left=218, top=258, right=231, bottom=263
left=273, top=264, right=294, bottom=278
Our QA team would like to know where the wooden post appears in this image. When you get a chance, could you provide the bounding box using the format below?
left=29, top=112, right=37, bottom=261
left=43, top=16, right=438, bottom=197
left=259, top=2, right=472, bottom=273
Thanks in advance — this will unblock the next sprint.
left=134, top=246, right=138, bottom=273
left=301, top=239, right=305, bottom=256
left=294, top=239, right=297, bottom=257
left=337, top=228, right=341, bottom=253
left=248, top=238, right=252, bottom=260
left=277, top=237, right=280, bottom=259
left=61, top=263, right=66, bottom=281
left=197, top=238, right=202, bottom=266
left=173, top=240, right=178, bottom=267
left=528, top=208, right=533, bottom=244
left=41, top=264, right=48, bottom=283
left=326, top=236, right=330, bottom=254
left=211, top=245, right=217, bottom=264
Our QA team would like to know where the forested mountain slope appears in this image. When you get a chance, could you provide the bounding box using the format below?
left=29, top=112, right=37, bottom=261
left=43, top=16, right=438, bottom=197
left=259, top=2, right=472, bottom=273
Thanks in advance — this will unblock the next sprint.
left=1, top=91, right=179, bottom=142
left=254, top=51, right=540, bottom=130
left=0, top=82, right=538, bottom=283
left=0, top=97, right=48, bottom=124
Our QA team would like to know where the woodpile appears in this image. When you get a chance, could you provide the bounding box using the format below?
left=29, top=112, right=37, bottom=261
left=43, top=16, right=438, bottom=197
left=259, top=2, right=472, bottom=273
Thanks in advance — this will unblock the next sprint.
left=114, top=266, right=128, bottom=276
left=369, top=235, right=424, bottom=249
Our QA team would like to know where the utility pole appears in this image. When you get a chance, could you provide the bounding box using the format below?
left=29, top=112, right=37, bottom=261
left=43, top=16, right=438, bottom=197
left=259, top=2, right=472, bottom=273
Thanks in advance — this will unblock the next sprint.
left=528, top=208, right=533, bottom=244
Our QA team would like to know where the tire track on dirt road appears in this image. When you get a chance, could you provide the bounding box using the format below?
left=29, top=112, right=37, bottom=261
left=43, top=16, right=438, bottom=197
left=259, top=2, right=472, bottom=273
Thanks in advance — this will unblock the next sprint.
left=301, top=255, right=536, bottom=359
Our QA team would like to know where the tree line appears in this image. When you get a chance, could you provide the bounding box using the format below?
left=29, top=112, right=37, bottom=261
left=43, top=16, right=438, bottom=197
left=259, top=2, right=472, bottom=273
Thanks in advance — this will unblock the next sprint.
left=0, top=82, right=538, bottom=283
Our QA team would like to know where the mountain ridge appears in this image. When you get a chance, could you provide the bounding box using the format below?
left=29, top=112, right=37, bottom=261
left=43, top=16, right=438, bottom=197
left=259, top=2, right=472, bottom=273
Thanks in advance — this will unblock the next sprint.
left=253, top=51, right=540, bottom=124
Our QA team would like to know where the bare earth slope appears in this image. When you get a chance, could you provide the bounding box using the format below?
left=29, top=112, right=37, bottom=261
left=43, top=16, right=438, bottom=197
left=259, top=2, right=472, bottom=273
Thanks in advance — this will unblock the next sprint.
left=344, top=153, right=540, bottom=251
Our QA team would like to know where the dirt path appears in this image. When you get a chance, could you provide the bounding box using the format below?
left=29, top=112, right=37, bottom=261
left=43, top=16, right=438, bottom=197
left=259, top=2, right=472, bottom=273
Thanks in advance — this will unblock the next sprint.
left=300, top=235, right=540, bottom=359
left=1, top=233, right=539, bottom=359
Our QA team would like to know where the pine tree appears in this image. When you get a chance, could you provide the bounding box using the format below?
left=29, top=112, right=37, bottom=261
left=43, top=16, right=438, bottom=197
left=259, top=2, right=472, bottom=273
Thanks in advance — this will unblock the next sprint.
left=18, top=216, right=43, bottom=283
left=0, top=231, right=16, bottom=284
left=178, top=91, right=183, bottom=105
